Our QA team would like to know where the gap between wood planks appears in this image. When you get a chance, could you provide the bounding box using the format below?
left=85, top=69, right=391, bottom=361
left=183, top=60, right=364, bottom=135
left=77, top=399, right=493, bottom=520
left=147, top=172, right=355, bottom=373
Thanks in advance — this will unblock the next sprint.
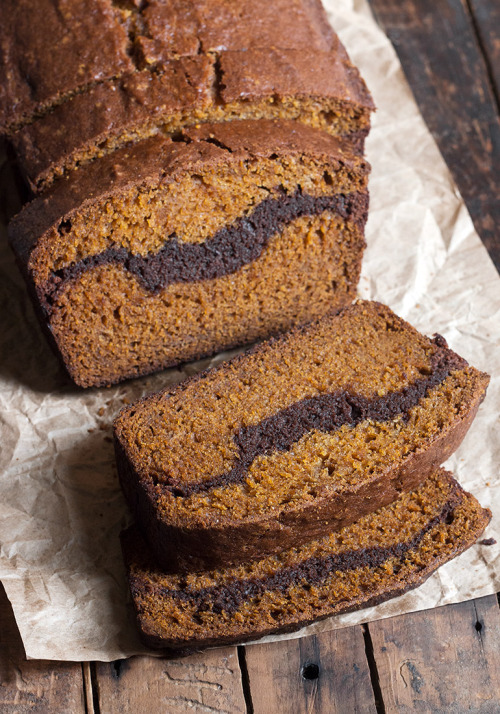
left=237, top=645, right=255, bottom=714
left=81, top=662, right=97, bottom=714
left=362, top=624, right=387, bottom=714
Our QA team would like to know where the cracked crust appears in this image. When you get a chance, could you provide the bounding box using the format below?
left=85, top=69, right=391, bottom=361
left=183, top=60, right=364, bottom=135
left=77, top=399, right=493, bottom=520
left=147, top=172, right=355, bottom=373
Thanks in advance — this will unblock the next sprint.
left=0, top=0, right=342, bottom=131
left=1, top=0, right=374, bottom=189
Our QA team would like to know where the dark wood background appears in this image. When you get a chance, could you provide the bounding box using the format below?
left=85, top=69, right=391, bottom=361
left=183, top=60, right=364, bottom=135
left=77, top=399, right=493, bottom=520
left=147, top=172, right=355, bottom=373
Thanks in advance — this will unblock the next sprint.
left=1, top=1, right=499, bottom=711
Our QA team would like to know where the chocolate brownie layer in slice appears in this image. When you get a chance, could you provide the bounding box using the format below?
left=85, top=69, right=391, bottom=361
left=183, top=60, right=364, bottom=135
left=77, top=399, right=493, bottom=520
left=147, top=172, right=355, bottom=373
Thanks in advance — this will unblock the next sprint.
left=114, top=301, right=489, bottom=572
left=121, top=470, right=491, bottom=651
left=9, top=121, right=369, bottom=387
left=1, top=0, right=373, bottom=190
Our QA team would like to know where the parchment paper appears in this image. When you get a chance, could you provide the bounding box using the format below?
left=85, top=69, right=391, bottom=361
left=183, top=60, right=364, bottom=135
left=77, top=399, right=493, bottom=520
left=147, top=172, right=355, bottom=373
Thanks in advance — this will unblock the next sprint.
left=0, top=0, right=499, bottom=662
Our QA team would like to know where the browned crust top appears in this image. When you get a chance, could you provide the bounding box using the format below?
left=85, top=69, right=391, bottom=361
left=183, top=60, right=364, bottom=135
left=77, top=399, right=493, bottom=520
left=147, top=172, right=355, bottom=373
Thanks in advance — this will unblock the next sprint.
left=2, top=1, right=374, bottom=189
left=0, top=0, right=133, bottom=130
left=11, top=48, right=374, bottom=189
left=0, top=0, right=350, bottom=132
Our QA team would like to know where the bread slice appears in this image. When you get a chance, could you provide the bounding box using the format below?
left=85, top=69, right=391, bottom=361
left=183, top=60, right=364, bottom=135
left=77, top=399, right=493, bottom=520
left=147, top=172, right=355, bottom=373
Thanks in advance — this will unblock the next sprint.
left=1, top=0, right=373, bottom=190
left=9, top=121, right=369, bottom=387
left=114, top=301, right=489, bottom=571
left=121, top=469, right=491, bottom=651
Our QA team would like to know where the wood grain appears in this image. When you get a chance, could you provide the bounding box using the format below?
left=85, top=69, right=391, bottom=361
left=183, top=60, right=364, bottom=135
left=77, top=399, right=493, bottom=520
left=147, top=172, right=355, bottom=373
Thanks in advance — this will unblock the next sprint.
left=468, top=0, right=500, bottom=98
left=243, top=627, right=377, bottom=713
left=94, top=647, right=247, bottom=714
left=369, top=0, right=500, bottom=270
left=368, top=595, right=500, bottom=713
left=0, top=584, right=86, bottom=714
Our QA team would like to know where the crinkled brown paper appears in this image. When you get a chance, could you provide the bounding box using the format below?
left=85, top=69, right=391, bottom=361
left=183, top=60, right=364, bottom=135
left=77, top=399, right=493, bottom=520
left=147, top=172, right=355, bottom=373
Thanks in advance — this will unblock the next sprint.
left=0, top=0, right=499, bottom=661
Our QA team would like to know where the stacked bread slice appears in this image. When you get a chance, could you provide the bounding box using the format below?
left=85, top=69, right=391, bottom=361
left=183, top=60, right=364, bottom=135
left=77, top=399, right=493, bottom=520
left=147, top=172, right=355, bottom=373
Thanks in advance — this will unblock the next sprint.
left=4, top=0, right=374, bottom=387
left=114, top=302, right=490, bottom=649
left=122, top=471, right=489, bottom=650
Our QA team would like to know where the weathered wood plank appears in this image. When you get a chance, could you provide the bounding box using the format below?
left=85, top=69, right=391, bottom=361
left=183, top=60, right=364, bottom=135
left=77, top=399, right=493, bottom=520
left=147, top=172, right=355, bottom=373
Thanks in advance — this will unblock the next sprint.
left=368, top=0, right=500, bottom=271
left=468, top=0, right=500, bottom=98
left=243, top=627, right=377, bottom=713
left=368, top=595, right=500, bottom=712
left=94, top=647, right=247, bottom=714
left=0, top=584, right=86, bottom=714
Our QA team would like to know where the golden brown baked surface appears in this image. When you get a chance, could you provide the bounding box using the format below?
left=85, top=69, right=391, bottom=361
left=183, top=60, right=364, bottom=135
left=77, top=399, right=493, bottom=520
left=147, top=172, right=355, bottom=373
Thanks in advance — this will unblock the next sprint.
left=1, top=0, right=373, bottom=190
left=0, top=0, right=338, bottom=131
left=114, top=301, right=489, bottom=571
left=121, top=469, right=491, bottom=650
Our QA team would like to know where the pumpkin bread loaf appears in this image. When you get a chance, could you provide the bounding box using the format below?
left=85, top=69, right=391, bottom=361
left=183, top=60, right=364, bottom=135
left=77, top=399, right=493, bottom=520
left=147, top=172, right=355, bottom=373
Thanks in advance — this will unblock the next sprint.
left=121, top=469, right=491, bottom=650
left=1, top=0, right=374, bottom=191
left=114, top=301, right=489, bottom=572
left=9, top=120, right=369, bottom=388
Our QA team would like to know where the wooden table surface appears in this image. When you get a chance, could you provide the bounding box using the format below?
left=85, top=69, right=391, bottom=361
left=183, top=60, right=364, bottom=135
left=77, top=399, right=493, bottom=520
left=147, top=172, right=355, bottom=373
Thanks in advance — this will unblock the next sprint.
left=1, top=1, right=499, bottom=712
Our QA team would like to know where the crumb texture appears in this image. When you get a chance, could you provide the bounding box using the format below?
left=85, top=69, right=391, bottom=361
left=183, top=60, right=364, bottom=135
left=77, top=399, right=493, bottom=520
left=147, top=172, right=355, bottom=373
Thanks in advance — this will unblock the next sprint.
left=114, top=301, right=489, bottom=570
left=10, top=121, right=369, bottom=388
left=121, top=470, right=490, bottom=650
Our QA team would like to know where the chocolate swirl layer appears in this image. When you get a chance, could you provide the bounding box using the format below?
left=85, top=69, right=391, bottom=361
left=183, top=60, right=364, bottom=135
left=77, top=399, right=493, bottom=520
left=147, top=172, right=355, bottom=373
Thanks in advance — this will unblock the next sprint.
left=156, top=344, right=466, bottom=497
left=40, top=189, right=367, bottom=315
left=152, top=489, right=461, bottom=615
